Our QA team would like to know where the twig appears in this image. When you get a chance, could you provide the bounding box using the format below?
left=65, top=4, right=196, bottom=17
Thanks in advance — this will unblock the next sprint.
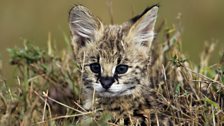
left=35, top=112, right=93, bottom=125
left=185, top=67, right=224, bottom=87
left=42, top=91, right=84, bottom=114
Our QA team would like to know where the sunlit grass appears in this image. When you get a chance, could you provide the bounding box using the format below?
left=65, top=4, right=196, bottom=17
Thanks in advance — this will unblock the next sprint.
left=0, top=22, right=224, bottom=126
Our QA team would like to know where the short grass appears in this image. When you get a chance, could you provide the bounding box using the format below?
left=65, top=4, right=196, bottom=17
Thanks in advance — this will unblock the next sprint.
left=0, top=22, right=224, bottom=126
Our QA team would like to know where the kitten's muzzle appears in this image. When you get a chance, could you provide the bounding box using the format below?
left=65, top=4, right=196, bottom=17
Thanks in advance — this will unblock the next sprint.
left=99, top=77, right=115, bottom=90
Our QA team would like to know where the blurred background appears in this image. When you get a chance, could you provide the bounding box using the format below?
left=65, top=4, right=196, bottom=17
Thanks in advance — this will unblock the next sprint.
left=0, top=0, right=224, bottom=83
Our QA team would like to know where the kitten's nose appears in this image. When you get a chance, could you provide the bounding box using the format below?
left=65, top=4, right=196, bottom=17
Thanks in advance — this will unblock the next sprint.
left=99, top=77, right=115, bottom=90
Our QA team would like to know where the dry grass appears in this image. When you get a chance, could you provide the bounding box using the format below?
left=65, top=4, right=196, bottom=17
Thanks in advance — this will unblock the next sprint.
left=0, top=22, right=224, bottom=126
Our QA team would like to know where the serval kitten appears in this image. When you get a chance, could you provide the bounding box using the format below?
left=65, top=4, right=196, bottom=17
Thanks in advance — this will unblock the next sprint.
left=69, top=5, right=172, bottom=125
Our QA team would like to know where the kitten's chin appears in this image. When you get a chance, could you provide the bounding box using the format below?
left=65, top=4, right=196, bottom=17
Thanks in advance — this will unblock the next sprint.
left=97, top=89, right=133, bottom=97
left=92, top=82, right=137, bottom=97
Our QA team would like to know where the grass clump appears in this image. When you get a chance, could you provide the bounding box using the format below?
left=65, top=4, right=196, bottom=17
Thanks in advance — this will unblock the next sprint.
left=0, top=24, right=224, bottom=126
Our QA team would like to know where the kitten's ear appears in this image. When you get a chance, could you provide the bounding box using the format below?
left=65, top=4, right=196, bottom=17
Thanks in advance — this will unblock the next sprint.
left=69, top=5, right=103, bottom=49
left=126, top=5, right=158, bottom=48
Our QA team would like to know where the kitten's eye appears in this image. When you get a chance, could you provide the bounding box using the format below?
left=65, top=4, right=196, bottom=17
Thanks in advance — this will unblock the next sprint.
left=115, top=64, right=129, bottom=74
left=89, top=63, right=101, bottom=73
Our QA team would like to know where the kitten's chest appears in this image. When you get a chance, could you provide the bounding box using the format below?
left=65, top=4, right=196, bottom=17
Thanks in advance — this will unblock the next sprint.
left=98, top=95, right=146, bottom=117
left=96, top=95, right=172, bottom=126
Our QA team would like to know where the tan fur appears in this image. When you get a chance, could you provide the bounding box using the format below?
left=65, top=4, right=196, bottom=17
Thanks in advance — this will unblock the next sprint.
left=69, top=5, right=172, bottom=125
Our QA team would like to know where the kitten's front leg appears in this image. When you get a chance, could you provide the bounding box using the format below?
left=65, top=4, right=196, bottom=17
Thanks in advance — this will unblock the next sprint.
left=83, top=90, right=94, bottom=110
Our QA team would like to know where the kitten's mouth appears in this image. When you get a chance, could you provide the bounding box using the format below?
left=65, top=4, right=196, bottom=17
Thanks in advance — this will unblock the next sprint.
left=98, top=90, right=125, bottom=97
left=98, top=86, right=136, bottom=97
left=100, top=89, right=113, bottom=93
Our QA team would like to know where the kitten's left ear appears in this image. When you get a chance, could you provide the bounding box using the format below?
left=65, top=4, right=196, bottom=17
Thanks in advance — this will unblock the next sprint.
left=126, top=5, right=158, bottom=48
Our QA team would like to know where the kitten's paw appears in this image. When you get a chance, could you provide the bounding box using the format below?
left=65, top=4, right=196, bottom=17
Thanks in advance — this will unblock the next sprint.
left=83, top=98, right=93, bottom=110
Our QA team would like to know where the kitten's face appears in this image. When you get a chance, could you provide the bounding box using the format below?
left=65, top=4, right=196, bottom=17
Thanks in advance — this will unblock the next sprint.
left=69, top=5, right=158, bottom=97
left=79, top=26, right=151, bottom=97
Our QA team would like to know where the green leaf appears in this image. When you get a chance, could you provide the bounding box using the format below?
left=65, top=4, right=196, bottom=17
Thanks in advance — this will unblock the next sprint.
left=203, top=97, right=220, bottom=110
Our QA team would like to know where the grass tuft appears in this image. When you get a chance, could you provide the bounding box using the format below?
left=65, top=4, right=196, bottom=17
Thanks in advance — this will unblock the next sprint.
left=0, top=22, right=224, bottom=126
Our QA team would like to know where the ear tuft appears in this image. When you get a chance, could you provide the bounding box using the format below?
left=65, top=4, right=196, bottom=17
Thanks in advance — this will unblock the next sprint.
left=127, top=6, right=158, bottom=48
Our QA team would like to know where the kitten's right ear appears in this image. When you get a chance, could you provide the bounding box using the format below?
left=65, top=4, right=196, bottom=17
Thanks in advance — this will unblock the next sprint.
left=69, top=5, right=103, bottom=50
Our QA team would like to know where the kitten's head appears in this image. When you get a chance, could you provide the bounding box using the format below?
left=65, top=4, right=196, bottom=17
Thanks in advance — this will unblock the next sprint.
left=69, top=5, right=158, bottom=97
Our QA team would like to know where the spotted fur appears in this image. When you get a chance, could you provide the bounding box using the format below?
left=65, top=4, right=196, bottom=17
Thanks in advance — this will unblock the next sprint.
left=69, top=5, right=172, bottom=125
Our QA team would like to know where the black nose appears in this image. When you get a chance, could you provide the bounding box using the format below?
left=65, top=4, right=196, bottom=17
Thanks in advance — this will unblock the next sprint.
left=99, top=77, right=115, bottom=89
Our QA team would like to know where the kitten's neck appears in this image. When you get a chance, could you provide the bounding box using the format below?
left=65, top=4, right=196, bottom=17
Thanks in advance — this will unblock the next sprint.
left=98, top=93, right=145, bottom=111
